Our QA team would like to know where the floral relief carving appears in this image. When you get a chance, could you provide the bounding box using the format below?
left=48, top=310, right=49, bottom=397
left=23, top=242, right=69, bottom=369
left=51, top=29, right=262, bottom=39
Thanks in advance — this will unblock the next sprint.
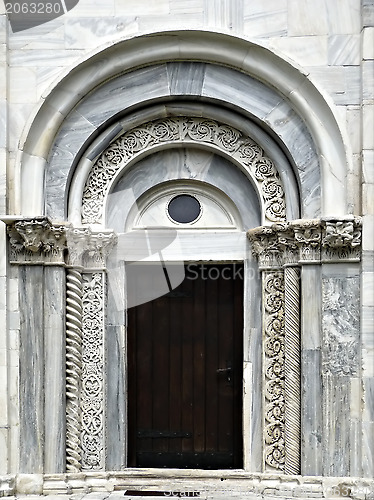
left=322, top=277, right=360, bottom=376
left=81, top=272, right=106, bottom=470
left=248, top=218, right=362, bottom=266
left=263, top=271, right=286, bottom=471
left=7, top=217, right=68, bottom=264
left=82, top=117, right=286, bottom=225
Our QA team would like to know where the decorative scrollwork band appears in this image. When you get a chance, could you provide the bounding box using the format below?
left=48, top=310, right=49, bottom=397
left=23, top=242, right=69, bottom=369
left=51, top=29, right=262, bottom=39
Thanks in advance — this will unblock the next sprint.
left=81, top=117, right=286, bottom=225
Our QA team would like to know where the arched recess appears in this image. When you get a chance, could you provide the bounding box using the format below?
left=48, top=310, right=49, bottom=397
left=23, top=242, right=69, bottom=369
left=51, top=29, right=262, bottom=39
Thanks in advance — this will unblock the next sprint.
left=4, top=29, right=364, bottom=485
left=17, top=30, right=349, bottom=220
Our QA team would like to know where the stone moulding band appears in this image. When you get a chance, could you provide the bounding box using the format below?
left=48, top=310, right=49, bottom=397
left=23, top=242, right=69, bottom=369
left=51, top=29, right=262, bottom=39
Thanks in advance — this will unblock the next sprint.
left=81, top=117, right=287, bottom=225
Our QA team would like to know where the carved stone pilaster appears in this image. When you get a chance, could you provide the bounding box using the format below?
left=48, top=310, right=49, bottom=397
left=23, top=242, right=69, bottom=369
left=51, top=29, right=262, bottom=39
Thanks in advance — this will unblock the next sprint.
left=263, top=271, right=286, bottom=471
left=81, top=272, right=106, bottom=470
left=5, top=217, right=69, bottom=265
left=64, top=227, right=117, bottom=472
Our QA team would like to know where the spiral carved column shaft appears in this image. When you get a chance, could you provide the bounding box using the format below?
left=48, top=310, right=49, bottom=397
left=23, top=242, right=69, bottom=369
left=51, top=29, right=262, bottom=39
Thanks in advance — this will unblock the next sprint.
left=284, top=266, right=301, bottom=475
left=65, top=269, right=83, bottom=473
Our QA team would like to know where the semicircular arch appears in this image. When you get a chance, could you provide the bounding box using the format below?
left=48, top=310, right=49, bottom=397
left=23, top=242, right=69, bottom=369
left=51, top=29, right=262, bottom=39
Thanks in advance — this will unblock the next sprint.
left=17, top=31, right=348, bottom=219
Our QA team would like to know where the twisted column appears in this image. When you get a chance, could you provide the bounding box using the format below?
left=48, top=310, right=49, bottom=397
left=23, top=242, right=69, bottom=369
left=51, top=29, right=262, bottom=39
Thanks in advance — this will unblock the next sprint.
left=65, top=269, right=83, bottom=472
left=284, top=266, right=301, bottom=475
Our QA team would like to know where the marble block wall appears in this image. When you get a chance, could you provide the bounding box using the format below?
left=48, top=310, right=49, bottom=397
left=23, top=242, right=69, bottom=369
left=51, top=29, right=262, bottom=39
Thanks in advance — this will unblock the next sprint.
left=0, top=0, right=373, bottom=484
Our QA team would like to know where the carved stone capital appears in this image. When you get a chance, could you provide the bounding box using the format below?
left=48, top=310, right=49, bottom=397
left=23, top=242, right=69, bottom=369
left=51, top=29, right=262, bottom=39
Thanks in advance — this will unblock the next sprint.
left=66, top=227, right=117, bottom=268
left=248, top=217, right=362, bottom=267
left=321, top=217, right=362, bottom=262
left=4, top=217, right=70, bottom=265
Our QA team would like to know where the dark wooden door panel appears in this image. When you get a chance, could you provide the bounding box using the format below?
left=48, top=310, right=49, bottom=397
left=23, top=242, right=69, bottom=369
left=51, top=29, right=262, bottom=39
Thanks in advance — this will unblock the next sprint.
left=128, top=263, right=243, bottom=469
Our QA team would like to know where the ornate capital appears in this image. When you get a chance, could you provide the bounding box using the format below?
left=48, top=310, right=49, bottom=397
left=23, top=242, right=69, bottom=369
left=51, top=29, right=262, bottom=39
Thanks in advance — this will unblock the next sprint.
left=5, top=217, right=69, bottom=265
left=248, top=217, right=362, bottom=267
left=321, top=217, right=362, bottom=262
left=66, top=227, right=117, bottom=268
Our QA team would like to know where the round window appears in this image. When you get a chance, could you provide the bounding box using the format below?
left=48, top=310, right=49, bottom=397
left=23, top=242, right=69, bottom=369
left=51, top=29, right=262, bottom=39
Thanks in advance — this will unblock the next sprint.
left=167, top=194, right=201, bottom=224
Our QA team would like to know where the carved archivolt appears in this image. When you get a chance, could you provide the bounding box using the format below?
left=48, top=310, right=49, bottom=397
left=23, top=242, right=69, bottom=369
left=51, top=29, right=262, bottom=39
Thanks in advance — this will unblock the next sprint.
left=81, top=117, right=286, bottom=225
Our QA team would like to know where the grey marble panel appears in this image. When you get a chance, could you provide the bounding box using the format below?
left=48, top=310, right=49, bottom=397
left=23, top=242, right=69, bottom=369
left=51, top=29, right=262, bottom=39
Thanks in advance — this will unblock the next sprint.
left=301, top=266, right=322, bottom=350
left=264, top=102, right=321, bottom=218
left=167, top=62, right=206, bottom=96
left=46, top=111, right=96, bottom=218
left=43, top=267, right=65, bottom=473
left=301, top=349, right=322, bottom=476
left=19, top=266, right=44, bottom=473
left=77, top=65, right=170, bottom=128
left=246, top=276, right=263, bottom=472
left=106, top=325, right=127, bottom=470
left=322, top=375, right=351, bottom=476
left=202, top=65, right=283, bottom=121
left=322, top=274, right=360, bottom=377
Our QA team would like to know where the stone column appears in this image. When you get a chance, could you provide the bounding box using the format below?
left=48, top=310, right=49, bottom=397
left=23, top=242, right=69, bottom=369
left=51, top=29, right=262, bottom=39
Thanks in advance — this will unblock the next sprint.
left=65, top=228, right=117, bottom=472
left=4, top=217, right=69, bottom=474
left=279, top=228, right=301, bottom=476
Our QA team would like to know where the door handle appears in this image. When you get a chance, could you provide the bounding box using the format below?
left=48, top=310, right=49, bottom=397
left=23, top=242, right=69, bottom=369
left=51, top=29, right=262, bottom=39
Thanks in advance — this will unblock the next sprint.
left=216, top=365, right=232, bottom=383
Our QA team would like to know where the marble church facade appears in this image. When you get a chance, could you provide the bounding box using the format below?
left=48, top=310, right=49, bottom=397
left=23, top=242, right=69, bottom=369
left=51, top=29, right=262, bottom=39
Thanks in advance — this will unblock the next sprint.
left=0, top=1, right=373, bottom=499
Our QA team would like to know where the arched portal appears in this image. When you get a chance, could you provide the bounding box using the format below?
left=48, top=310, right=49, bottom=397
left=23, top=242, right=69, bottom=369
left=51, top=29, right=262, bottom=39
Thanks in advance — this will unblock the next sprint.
left=3, top=30, right=363, bottom=490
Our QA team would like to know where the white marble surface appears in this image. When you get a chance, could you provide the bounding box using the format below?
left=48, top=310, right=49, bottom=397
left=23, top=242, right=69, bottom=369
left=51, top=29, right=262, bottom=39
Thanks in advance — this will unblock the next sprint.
left=269, top=36, right=328, bottom=67
left=363, top=106, right=374, bottom=149
left=244, top=0, right=287, bottom=38
left=363, top=27, right=374, bottom=59
left=328, top=35, right=360, bottom=65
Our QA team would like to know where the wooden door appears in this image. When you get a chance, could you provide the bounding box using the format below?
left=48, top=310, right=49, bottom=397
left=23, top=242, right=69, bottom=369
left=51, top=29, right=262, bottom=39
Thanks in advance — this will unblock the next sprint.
left=127, top=263, right=243, bottom=469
